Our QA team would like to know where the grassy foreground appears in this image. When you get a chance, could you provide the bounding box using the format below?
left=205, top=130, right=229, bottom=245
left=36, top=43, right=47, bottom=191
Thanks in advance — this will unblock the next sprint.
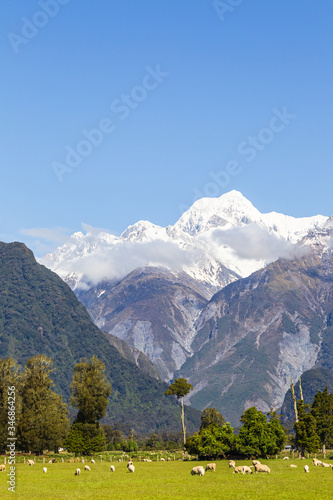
left=1, top=458, right=333, bottom=499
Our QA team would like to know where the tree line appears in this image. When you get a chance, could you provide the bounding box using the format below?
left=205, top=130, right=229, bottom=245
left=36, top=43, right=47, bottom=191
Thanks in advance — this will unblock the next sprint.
left=1, top=359, right=332, bottom=458
left=166, top=378, right=333, bottom=459
left=0, top=355, right=110, bottom=455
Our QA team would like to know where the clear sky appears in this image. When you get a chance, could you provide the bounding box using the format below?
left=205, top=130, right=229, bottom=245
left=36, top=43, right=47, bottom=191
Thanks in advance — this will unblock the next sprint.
left=1, top=0, right=333, bottom=256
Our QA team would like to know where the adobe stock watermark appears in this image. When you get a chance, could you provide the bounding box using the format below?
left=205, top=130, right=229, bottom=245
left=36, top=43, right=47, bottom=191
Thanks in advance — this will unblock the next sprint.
left=7, top=386, right=16, bottom=493
left=179, top=106, right=296, bottom=212
left=7, top=0, right=71, bottom=54
left=52, top=65, right=169, bottom=182
left=213, top=0, right=244, bottom=22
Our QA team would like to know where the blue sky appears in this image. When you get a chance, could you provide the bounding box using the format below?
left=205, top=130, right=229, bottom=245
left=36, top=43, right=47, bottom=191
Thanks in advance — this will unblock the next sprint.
left=1, top=0, right=333, bottom=256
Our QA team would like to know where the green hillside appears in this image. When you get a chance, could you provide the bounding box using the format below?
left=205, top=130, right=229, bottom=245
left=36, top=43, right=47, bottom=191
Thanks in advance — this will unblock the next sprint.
left=0, top=242, right=200, bottom=434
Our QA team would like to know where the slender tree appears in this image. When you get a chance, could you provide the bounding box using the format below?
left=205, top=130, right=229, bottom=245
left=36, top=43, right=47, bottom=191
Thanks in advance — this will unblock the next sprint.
left=310, top=387, right=333, bottom=449
left=65, top=356, right=111, bottom=454
left=165, top=378, right=193, bottom=449
left=0, top=358, right=22, bottom=453
left=17, top=355, right=69, bottom=454
left=294, top=400, right=320, bottom=455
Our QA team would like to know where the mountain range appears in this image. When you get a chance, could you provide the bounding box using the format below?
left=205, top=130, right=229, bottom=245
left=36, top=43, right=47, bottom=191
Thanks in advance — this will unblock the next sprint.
left=39, top=191, right=333, bottom=425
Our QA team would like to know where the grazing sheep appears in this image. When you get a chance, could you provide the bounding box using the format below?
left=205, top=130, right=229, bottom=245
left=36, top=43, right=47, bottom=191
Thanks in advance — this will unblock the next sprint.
left=228, top=460, right=236, bottom=468
left=28, top=460, right=35, bottom=466
left=110, top=465, right=115, bottom=472
left=167, top=458, right=171, bottom=461
left=84, top=465, right=91, bottom=471
left=321, top=462, right=330, bottom=468
left=283, top=457, right=289, bottom=460
left=91, top=459, right=95, bottom=464
left=0, top=465, right=6, bottom=471
left=304, top=465, right=309, bottom=473
left=313, top=459, right=322, bottom=466
left=289, top=464, right=297, bottom=468
left=127, top=461, right=133, bottom=466
left=191, top=466, right=205, bottom=476
left=43, top=467, right=47, bottom=473
left=205, top=463, right=216, bottom=472
left=252, top=460, right=261, bottom=466
left=233, top=466, right=244, bottom=474
left=75, top=468, right=80, bottom=475
left=160, top=458, right=165, bottom=462
left=127, top=464, right=135, bottom=473
left=242, top=466, right=253, bottom=474
left=255, top=463, right=270, bottom=473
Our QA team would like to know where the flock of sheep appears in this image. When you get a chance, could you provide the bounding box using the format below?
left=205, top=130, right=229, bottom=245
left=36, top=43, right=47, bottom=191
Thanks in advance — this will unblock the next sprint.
left=2, top=455, right=332, bottom=477
left=190, top=457, right=333, bottom=476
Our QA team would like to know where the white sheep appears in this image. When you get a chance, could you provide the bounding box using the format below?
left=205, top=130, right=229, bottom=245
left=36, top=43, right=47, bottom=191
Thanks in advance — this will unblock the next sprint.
left=91, top=459, right=95, bottom=464
left=75, top=468, right=81, bottom=475
left=283, top=457, right=289, bottom=460
left=191, top=466, right=205, bottom=476
left=233, top=466, right=244, bottom=474
left=255, top=463, right=270, bottom=473
left=43, top=467, right=47, bottom=473
left=313, top=459, right=322, bottom=466
left=242, top=466, right=253, bottom=474
left=252, top=460, right=261, bottom=466
left=304, top=465, right=309, bottom=473
left=110, top=465, right=115, bottom=472
left=0, top=465, right=6, bottom=472
left=84, top=465, right=91, bottom=471
left=28, top=460, right=35, bottom=466
left=289, top=464, right=297, bottom=468
left=205, top=463, right=216, bottom=472
left=321, top=462, right=330, bottom=468
left=127, top=464, right=135, bottom=473
left=228, top=460, right=236, bottom=468
left=160, top=458, right=165, bottom=462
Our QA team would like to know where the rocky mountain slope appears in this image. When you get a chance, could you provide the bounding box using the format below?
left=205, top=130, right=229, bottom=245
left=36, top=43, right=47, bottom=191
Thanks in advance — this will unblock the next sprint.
left=176, top=222, right=333, bottom=424
left=0, top=242, right=201, bottom=433
left=39, top=192, right=332, bottom=425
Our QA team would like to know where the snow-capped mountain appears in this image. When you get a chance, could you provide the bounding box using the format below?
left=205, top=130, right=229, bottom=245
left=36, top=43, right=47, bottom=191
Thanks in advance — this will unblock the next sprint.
left=40, top=190, right=328, bottom=294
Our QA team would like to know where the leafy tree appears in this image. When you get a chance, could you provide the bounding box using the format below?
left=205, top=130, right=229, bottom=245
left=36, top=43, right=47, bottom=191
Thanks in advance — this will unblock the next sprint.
left=200, top=407, right=226, bottom=431
left=294, top=400, right=320, bottom=455
left=310, top=387, right=333, bottom=448
left=186, top=422, right=235, bottom=459
left=66, top=356, right=111, bottom=454
left=17, top=355, right=69, bottom=454
left=0, top=358, right=22, bottom=453
left=237, top=407, right=286, bottom=458
left=165, top=378, right=193, bottom=448
left=70, top=356, right=111, bottom=424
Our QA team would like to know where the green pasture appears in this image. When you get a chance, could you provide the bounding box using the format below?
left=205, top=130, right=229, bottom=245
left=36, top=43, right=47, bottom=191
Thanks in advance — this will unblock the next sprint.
left=1, top=458, right=333, bottom=499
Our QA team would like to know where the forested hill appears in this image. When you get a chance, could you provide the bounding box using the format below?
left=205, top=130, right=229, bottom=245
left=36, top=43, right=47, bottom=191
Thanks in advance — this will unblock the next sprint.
left=0, top=241, right=201, bottom=434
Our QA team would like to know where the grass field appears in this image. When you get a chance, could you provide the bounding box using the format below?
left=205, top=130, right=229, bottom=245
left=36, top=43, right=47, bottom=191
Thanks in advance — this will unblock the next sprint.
left=1, top=458, right=333, bottom=499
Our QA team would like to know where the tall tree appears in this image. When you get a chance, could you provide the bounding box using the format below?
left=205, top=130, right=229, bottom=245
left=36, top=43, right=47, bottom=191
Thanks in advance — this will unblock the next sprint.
left=65, top=356, right=111, bottom=454
left=294, top=400, right=320, bottom=455
left=165, top=378, right=193, bottom=449
left=310, top=387, right=333, bottom=448
left=17, top=355, right=69, bottom=454
left=0, top=358, right=22, bottom=453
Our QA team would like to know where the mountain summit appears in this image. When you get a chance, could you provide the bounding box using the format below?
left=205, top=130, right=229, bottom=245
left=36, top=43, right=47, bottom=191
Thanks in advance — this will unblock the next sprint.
left=40, top=191, right=328, bottom=293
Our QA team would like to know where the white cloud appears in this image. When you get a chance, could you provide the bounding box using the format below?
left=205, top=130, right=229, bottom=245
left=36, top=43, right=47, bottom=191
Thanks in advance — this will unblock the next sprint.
left=20, top=226, right=70, bottom=244
left=210, top=223, right=306, bottom=261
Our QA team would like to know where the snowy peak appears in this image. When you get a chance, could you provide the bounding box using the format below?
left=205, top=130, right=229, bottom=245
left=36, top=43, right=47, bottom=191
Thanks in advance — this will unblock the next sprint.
left=39, top=191, right=329, bottom=294
left=174, top=190, right=261, bottom=235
